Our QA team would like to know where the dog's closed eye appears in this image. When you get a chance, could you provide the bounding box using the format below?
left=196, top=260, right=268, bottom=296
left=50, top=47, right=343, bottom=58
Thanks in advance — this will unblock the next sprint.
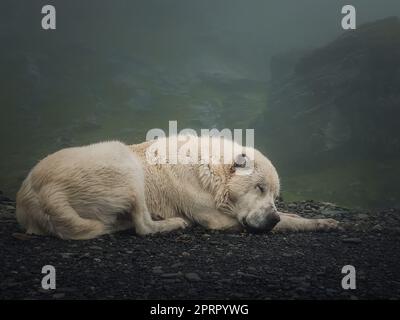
left=256, top=184, right=265, bottom=193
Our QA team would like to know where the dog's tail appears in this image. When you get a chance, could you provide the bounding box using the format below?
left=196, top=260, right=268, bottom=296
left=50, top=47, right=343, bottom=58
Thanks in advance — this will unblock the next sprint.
left=16, top=179, right=105, bottom=240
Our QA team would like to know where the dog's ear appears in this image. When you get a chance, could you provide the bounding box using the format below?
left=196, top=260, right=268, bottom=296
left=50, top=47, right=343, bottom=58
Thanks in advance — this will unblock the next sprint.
left=230, top=152, right=254, bottom=175
left=230, top=153, right=248, bottom=172
left=234, top=153, right=247, bottom=168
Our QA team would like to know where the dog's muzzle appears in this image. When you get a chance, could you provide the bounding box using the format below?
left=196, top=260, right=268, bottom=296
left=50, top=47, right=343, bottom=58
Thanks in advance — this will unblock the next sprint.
left=242, top=212, right=280, bottom=233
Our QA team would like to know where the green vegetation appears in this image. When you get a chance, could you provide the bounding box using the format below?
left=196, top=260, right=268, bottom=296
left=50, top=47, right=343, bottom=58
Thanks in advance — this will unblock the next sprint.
left=280, top=158, right=400, bottom=209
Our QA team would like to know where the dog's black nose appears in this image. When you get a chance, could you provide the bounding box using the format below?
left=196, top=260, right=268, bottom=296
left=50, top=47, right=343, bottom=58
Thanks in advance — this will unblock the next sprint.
left=263, top=213, right=280, bottom=231
left=242, top=213, right=280, bottom=233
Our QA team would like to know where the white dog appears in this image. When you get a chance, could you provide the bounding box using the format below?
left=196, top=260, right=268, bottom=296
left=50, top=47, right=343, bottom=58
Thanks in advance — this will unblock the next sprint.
left=16, top=136, right=338, bottom=239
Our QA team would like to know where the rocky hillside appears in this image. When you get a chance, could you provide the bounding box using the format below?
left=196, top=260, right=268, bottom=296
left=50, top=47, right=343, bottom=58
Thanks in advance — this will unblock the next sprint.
left=256, top=17, right=400, bottom=208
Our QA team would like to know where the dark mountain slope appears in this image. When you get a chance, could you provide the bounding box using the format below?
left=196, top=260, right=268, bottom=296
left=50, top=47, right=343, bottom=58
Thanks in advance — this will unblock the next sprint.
left=255, top=17, right=400, bottom=208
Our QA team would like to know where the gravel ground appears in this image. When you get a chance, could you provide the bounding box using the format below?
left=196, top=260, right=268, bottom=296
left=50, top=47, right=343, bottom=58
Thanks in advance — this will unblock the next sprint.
left=1, top=190, right=399, bottom=300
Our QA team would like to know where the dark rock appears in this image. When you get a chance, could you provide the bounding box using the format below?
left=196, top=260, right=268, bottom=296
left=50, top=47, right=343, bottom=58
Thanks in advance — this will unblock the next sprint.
left=161, top=272, right=182, bottom=278
left=372, top=225, right=384, bottom=232
left=12, top=233, right=34, bottom=241
left=171, top=262, right=184, bottom=268
left=342, top=238, right=362, bottom=244
left=88, top=246, right=103, bottom=250
left=185, top=273, right=201, bottom=282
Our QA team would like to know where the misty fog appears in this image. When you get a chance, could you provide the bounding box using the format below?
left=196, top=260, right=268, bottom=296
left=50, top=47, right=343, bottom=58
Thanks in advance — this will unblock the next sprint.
left=1, top=0, right=400, bottom=207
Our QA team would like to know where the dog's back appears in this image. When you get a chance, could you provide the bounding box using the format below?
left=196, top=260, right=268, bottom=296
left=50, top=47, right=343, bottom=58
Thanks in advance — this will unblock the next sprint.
left=16, top=141, right=143, bottom=239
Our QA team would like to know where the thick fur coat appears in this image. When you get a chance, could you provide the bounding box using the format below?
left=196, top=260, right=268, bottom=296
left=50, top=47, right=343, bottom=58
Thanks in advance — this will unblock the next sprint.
left=16, top=137, right=338, bottom=239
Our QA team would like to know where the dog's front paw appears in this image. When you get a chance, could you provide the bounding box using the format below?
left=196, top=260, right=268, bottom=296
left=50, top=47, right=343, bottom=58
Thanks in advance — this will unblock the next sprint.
left=316, top=218, right=340, bottom=231
left=169, top=217, right=190, bottom=229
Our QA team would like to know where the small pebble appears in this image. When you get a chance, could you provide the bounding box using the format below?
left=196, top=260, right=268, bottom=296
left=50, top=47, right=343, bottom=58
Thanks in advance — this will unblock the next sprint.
left=342, top=238, right=362, bottom=244
left=185, top=272, right=201, bottom=282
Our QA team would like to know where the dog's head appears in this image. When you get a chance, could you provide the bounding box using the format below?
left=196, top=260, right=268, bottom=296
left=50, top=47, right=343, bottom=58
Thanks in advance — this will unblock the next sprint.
left=223, top=148, right=281, bottom=232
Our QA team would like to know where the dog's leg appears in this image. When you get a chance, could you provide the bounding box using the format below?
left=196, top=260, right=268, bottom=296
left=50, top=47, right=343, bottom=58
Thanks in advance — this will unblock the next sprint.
left=195, top=210, right=242, bottom=232
left=130, top=193, right=188, bottom=236
left=279, top=212, right=302, bottom=218
left=272, top=212, right=339, bottom=232
left=37, top=185, right=106, bottom=240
